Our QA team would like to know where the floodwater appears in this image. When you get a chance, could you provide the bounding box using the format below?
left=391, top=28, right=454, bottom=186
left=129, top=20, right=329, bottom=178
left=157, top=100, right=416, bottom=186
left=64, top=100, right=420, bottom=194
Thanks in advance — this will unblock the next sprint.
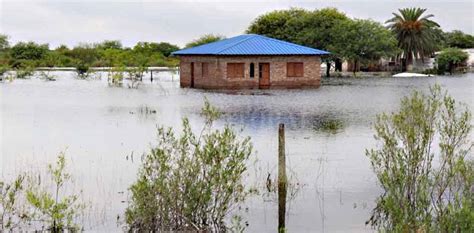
left=1, top=72, right=473, bottom=232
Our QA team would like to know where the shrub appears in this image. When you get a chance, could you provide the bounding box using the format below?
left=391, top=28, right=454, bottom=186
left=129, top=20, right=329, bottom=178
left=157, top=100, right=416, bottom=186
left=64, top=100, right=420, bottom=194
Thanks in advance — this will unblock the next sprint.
left=436, top=48, right=469, bottom=74
left=0, top=175, right=29, bottom=231
left=75, top=62, right=90, bottom=78
left=14, top=65, right=35, bottom=79
left=0, top=64, right=9, bottom=77
left=366, top=85, right=474, bottom=232
left=26, top=151, right=86, bottom=232
left=125, top=99, right=253, bottom=231
left=107, top=66, right=125, bottom=85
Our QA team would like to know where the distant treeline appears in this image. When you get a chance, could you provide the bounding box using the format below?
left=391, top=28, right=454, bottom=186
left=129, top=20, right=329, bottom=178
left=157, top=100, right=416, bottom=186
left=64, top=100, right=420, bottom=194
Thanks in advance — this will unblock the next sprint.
left=0, top=38, right=180, bottom=70
left=0, top=34, right=226, bottom=73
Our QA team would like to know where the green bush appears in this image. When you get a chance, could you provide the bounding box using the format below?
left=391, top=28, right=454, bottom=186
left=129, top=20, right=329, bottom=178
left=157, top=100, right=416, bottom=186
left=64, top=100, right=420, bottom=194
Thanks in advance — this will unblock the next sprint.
left=436, top=48, right=469, bottom=74
left=1, top=175, right=28, bottom=231
left=26, top=151, right=86, bottom=232
left=107, top=66, right=125, bottom=85
left=10, top=42, right=49, bottom=61
left=125, top=99, right=253, bottom=231
left=75, top=62, right=90, bottom=78
left=366, top=85, right=474, bottom=232
left=0, top=64, right=9, bottom=76
left=14, top=64, right=35, bottom=79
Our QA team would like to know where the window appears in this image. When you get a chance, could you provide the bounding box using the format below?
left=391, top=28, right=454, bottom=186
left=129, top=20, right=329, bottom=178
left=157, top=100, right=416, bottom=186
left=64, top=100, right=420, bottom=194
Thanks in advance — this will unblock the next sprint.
left=249, top=63, right=255, bottom=78
left=287, top=62, right=304, bottom=77
left=227, top=63, right=245, bottom=78
left=202, top=62, right=209, bottom=77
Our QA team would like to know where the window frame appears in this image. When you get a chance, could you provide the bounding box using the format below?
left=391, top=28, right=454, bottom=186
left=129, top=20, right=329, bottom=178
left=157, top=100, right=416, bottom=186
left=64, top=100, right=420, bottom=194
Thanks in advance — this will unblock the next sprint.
left=287, top=62, right=304, bottom=77
left=249, top=63, right=255, bottom=78
left=227, top=63, right=245, bottom=79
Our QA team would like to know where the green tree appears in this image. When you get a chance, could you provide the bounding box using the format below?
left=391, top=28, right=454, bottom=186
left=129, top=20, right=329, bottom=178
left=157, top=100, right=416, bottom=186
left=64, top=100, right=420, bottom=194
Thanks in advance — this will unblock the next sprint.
left=296, top=8, right=350, bottom=76
left=445, top=30, right=474, bottom=49
left=126, top=99, right=253, bottom=231
left=155, top=42, right=180, bottom=57
left=436, top=48, right=469, bottom=74
left=133, top=42, right=179, bottom=57
left=247, top=8, right=310, bottom=43
left=366, top=85, right=473, bottom=232
left=95, top=40, right=123, bottom=50
left=386, top=8, right=441, bottom=71
left=330, top=19, right=398, bottom=75
left=66, top=44, right=99, bottom=66
left=54, top=45, right=70, bottom=54
left=247, top=8, right=350, bottom=77
left=10, top=42, right=49, bottom=61
left=185, top=34, right=225, bottom=48
left=0, top=34, right=9, bottom=52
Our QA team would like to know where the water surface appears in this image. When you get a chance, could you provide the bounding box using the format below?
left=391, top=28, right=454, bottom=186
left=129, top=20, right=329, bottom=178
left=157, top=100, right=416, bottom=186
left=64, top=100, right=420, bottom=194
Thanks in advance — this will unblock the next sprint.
left=1, top=72, right=473, bottom=232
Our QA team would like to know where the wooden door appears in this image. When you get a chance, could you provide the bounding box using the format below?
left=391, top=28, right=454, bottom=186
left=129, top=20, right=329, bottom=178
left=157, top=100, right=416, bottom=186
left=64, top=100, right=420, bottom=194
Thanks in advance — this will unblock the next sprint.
left=190, top=62, right=194, bottom=88
left=259, top=63, right=270, bottom=89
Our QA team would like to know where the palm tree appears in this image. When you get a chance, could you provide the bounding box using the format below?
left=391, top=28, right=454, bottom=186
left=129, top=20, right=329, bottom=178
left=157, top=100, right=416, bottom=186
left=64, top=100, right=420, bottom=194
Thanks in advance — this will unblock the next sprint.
left=386, top=8, right=440, bottom=71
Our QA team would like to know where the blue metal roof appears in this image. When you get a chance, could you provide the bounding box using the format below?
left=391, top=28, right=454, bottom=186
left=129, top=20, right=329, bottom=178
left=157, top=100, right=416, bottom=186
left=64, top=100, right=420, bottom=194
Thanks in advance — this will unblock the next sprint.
left=172, top=34, right=330, bottom=56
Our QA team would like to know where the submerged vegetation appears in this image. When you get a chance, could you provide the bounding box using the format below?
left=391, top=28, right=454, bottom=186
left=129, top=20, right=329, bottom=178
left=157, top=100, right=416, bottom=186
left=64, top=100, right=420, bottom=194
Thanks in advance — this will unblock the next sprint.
left=125, top=99, right=254, bottom=231
left=0, top=175, right=27, bottom=231
left=0, top=152, right=86, bottom=232
left=26, top=152, right=86, bottom=232
left=366, top=85, right=474, bottom=232
left=312, top=115, right=345, bottom=134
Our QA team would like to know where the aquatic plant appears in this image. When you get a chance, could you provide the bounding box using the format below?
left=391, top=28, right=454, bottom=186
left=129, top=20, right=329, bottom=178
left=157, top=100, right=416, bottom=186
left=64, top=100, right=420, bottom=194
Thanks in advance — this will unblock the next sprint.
left=0, top=64, right=9, bottom=77
left=312, top=116, right=345, bottom=134
left=125, top=99, right=253, bottom=231
left=366, top=85, right=473, bottom=232
left=39, top=71, right=56, bottom=81
left=108, top=66, right=125, bottom=85
left=126, top=66, right=147, bottom=81
left=75, top=62, right=90, bottom=79
left=14, top=66, right=35, bottom=79
left=26, top=151, right=86, bottom=232
left=0, top=175, right=29, bottom=231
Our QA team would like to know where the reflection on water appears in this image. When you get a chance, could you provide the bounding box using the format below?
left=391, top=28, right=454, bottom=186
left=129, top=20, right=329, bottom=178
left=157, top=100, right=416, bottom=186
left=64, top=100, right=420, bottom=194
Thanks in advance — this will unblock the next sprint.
left=1, top=72, right=473, bottom=232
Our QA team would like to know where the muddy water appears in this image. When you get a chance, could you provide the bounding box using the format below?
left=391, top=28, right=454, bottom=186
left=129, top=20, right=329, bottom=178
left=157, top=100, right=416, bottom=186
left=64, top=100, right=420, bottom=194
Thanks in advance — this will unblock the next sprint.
left=1, top=72, right=473, bottom=232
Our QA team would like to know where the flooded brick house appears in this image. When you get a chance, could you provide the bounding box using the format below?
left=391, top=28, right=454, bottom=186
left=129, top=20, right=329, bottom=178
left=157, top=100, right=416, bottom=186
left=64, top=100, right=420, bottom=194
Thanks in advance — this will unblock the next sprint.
left=172, top=34, right=329, bottom=89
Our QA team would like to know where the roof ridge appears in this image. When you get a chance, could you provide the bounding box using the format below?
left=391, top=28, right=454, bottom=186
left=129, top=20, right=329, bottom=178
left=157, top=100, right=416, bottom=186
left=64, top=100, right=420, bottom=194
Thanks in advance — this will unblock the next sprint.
left=216, top=35, right=257, bottom=54
left=254, top=34, right=322, bottom=52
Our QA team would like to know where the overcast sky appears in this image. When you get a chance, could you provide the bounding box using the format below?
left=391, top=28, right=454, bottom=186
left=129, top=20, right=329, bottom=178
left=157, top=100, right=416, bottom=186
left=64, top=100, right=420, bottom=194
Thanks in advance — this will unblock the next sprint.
left=1, top=0, right=473, bottom=48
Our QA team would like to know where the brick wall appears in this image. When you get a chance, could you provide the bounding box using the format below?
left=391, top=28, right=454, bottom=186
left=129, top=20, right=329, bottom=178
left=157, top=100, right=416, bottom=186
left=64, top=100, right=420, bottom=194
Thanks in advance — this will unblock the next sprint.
left=178, top=55, right=321, bottom=89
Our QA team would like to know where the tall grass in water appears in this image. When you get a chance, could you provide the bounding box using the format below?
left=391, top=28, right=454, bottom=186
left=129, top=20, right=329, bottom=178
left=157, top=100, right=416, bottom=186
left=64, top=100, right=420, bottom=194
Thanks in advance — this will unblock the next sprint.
left=366, top=84, right=474, bottom=232
left=125, top=98, right=254, bottom=232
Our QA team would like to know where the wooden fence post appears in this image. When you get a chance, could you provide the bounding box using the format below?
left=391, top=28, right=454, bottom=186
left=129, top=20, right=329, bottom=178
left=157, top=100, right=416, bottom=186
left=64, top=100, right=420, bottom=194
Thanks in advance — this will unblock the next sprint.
left=150, top=70, right=153, bottom=82
left=278, top=123, right=287, bottom=232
